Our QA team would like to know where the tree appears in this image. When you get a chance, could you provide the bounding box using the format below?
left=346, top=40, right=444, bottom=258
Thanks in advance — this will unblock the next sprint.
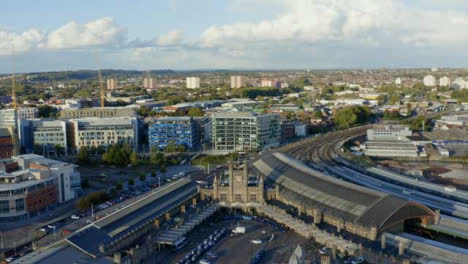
left=333, top=106, right=371, bottom=129
left=77, top=147, right=89, bottom=165
left=151, top=171, right=157, bottom=178
left=313, top=110, right=323, bottom=119
left=130, top=152, right=139, bottom=166
left=38, top=105, right=58, bottom=118
left=128, top=177, right=135, bottom=186
left=101, top=144, right=133, bottom=167
left=187, top=107, right=204, bottom=117
left=115, top=181, right=123, bottom=190
left=139, top=173, right=146, bottom=181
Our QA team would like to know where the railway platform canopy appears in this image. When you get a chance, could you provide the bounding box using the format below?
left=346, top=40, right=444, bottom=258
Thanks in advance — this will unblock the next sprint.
left=253, top=152, right=435, bottom=239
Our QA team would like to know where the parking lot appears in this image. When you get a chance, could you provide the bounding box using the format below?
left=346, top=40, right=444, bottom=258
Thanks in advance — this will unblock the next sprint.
left=148, top=216, right=315, bottom=264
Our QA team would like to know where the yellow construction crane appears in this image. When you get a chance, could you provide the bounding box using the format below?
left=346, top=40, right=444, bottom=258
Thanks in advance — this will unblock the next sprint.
left=11, top=48, right=17, bottom=109
left=98, top=68, right=105, bottom=107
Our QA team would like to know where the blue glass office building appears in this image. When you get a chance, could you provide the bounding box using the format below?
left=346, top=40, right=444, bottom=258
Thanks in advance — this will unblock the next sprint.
left=148, top=117, right=198, bottom=151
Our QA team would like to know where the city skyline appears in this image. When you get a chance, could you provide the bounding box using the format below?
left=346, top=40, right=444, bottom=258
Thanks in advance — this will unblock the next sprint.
left=2, top=0, right=468, bottom=73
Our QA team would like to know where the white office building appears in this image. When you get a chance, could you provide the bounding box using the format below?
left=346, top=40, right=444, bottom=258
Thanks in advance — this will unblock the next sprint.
left=439, top=76, right=450, bottom=87
left=186, top=77, right=200, bottom=89
left=230, top=76, right=246, bottom=89
left=70, top=117, right=139, bottom=151
left=423, top=75, right=436, bottom=87
left=17, top=107, right=38, bottom=120
left=367, top=126, right=412, bottom=141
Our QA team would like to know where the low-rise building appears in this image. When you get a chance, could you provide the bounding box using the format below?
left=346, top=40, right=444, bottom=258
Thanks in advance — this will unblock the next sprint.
left=0, top=154, right=81, bottom=222
left=367, top=126, right=412, bottom=141
left=362, top=141, right=423, bottom=158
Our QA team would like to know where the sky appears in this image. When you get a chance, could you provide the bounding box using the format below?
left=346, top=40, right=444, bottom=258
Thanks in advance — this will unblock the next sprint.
left=1, top=0, right=468, bottom=73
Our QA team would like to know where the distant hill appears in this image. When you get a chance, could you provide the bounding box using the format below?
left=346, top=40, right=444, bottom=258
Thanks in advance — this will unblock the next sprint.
left=28, top=69, right=176, bottom=81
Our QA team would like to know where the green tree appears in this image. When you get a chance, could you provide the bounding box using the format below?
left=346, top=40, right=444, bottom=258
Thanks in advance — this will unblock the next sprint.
left=333, top=106, right=371, bottom=129
left=128, top=177, right=135, bottom=186
left=77, top=146, right=90, bottom=165
left=151, top=171, right=157, bottom=177
left=37, top=105, right=58, bottom=118
left=130, top=152, right=139, bottom=166
left=187, top=107, right=204, bottom=117
left=139, top=173, right=146, bottom=181
left=115, top=181, right=123, bottom=190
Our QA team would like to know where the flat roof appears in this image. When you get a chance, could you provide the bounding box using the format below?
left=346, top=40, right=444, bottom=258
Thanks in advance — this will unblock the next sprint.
left=66, top=178, right=198, bottom=257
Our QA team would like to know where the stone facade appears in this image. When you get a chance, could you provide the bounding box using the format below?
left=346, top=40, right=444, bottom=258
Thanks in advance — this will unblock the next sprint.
left=203, top=163, right=265, bottom=205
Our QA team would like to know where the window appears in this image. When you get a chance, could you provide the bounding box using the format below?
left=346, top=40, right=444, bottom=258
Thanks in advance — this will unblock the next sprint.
left=0, top=201, right=9, bottom=213
left=15, top=199, right=24, bottom=211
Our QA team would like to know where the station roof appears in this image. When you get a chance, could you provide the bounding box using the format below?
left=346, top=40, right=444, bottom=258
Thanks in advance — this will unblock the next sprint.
left=253, top=152, right=434, bottom=231
left=67, top=178, right=198, bottom=258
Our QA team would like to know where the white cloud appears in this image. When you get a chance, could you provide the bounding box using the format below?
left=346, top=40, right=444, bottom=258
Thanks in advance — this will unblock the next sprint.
left=0, top=29, right=44, bottom=55
left=155, top=30, right=183, bottom=46
left=40, top=17, right=126, bottom=49
left=199, top=0, right=468, bottom=48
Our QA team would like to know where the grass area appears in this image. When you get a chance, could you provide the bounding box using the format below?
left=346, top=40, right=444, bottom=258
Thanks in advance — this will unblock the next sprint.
left=191, top=153, right=239, bottom=167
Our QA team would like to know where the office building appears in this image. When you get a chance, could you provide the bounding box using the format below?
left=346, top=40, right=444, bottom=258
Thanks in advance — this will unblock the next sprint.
left=148, top=116, right=198, bottom=151
left=211, top=112, right=281, bottom=152
left=439, top=76, right=450, bottom=87
left=367, top=126, right=412, bottom=141
left=17, top=107, right=38, bottom=120
left=143, top=77, right=157, bottom=90
left=70, top=117, right=139, bottom=151
left=423, top=75, right=436, bottom=87
left=186, top=77, right=200, bottom=89
left=0, top=128, right=14, bottom=159
left=0, top=109, right=17, bottom=129
left=60, top=107, right=136, bottom=119
left=19, top=119, right=67, bottom=153
left=107, top=78, right=118, bottom=90
left=230, top=76, right=246, bottom=89
left=0, top=154, right=81, bottom=222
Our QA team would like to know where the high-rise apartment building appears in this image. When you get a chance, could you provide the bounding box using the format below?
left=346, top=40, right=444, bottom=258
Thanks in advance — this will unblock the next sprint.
left=230, top=76, right=245, bottom=89
left=148, top=117, right=198, bottom=151
left=143, top=77, right=157, bottom=90
left=452, top=77, right=466, bottom=89
left=107, top=78, right=118, bottom=90
left=423, top=75, right=436, bottom=87
left=439, top=76, right=450, bottom=87
left=395, top=77, right=402, bottom=85
left=70, top=117, right=139, bottom=151
left=261, top=79, right=273, bottom=87
left=211, top=112, right=281, bottom=152
left=186, top=77, right=200, bottom=89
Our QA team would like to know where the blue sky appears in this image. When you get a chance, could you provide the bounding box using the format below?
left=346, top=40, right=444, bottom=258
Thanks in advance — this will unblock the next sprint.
left=1, top=0, right=468, bottom=73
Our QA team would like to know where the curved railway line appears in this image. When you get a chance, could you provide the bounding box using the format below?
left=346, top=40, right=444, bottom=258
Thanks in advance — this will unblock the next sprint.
left=277, top=125, right=468, bottom=220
